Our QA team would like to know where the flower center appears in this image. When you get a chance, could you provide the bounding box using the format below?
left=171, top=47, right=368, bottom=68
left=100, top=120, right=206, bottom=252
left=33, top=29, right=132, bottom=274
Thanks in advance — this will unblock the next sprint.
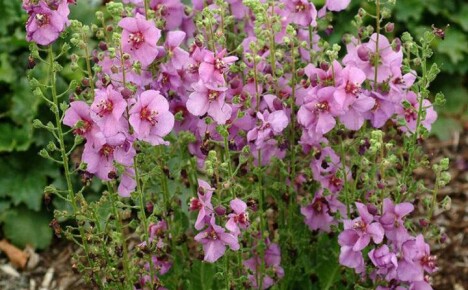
left=140, top=106, right=158, bottom=125
left=99, top=144, right=114, bottom=158
left=189, top=197, right=202, bottom=211
left=345, top=81, right=360, bottom=95
left=97, top=99, right=114, bottom=117
left=215, top=58, right=226, bottom=71
left=208, top=229, right=218, bottom=240
left=129, top=31, right=145, bottom=49
left=353, top=220, right=367, bottom=231
left=74, top=119, right=92, bottom=136
left=296, top=3, right=306, bottom=12
left=35, top=13, right=50, bottom=27
left=208, top=90, right=221, bottom=101
left=421, top=255, right=437, bottom=270
left=315, top=101, right=329, bottom=112
left=404, top=107, right=417, bottom=122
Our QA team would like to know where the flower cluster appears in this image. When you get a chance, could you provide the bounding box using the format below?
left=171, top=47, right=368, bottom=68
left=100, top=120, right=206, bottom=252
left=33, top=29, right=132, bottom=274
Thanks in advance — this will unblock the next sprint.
left=23, top=0, right=444, bottom=288
left=190, top=180, right=250, bottom=263
left=23, top=0, right=73, bottom=45
left=339, top=200, right=437, bottom=289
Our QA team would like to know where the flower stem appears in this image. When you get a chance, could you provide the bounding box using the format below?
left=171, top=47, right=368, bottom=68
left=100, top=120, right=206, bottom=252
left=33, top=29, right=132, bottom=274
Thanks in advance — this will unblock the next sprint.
left=47, top=45, right=102, bottom=286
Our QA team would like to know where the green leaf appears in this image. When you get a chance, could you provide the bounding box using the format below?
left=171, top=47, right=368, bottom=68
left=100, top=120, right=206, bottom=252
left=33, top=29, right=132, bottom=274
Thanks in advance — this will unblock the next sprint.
left=437, top=30, right=468, bottom=64
left=394, top=0, right=425, bottom=23
left=449, top=5, right=468, bottom=32
left=0, top=53, right=15, bottom=83
left=0, top=152, right=57, bottom=211
left=316, top=235, right=341, bottom=290
left=3, top=207, right=53, bottom=250
left=431, top=117, right=463, bottom=141
left=188, top=260, right=215, bottom=290
left=10, top=78, right=40, bottom=125
left=0, top=123, right=32, bottom=152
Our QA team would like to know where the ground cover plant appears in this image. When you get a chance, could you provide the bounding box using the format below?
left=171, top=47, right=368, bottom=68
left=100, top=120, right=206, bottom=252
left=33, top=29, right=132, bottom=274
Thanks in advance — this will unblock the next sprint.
left=19, top=0, right=456, bottom=289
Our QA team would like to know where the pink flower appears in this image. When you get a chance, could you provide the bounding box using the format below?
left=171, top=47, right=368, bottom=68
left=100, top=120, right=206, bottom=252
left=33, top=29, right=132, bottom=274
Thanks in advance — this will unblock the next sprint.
left=129, top=90, right=174, bottom=145
left=380, top=198, right=414, bottom=246
left=301, top=189, right=345, bottom=232
left=396, top=91, right=437, bottom=133
left=25, top=0, right=70, bottom=45
left=199, top=49, right=238, bottom=83
left=325, top=0, right=351, bottom=12
left=150, top=0, right=185, bottom=30
left=82, top=132, right=136, bottom=181
left=63, top=101, right=98, bottom=143
left=164, top=31, right=189, bottom=69
left=194, top=218, right=240, bottom=263
left=118, top=167, right=136, bottom=197
left=398, top=235, right=438, bottom=283
left=247, top=110, right=289, bottom=146
left=119, top=14, right=161, bottom=67
left=226, top=198, right=249, bottom=235
left=186, top=81, right=232, bottom=124
left=190, top=179, right=215, bottom=230
left=91, top=86, right=127, bottom=136
left=283, top=0, right=317, bottom=27
left=298, top=87, right=342, bottom=135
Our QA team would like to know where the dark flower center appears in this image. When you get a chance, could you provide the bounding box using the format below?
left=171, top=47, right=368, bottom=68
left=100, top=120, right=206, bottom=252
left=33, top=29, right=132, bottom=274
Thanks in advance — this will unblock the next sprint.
left=315, top=101, right=329, bottom=112
left=345, top=81, right=360, bottom=95
left=97, top=99, right=114, bottom=117
left=99, top=144, right=114, bottom=158
left=140, top=106, right=158, bottom=125
left=35, top=13, right=50, bottom=27
left=189, top=198, right=202, bottom=211
left=129, top=31, right=145, bottom=49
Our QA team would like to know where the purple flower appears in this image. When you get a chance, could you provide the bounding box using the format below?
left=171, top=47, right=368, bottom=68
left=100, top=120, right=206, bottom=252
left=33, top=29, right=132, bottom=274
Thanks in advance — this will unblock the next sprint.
left=119, top=14, right=161, bottom=67
left=189, top=179, right=215, bottom=230
left=396, top=92, right=437, bottom=133
left=226, top=198, right=249, bottom=235
left=298, top=87, right=342, bottom=135
left=247, top=110, right=289, bottom=146
left=244, top=241, right=284, bottom=289
left=368, top=245, right=398, bottom=281
left=63, top=101, right=98, bottom=141
left=118, top=167, right=136, bottom=197
left=194, top=217, right=239, bottom=263
left=186, top=81, right=232, bottom=124
left=150, top=0, right=185, bottom=30
left=325, top=0, right=351, bottom=11
left=283, top=0, right=317, bottom=27
left=164, top=31, right=189, bottom=69
left=25, top=0, right=70, bottom=45
left=344, top=34, right=403, bottom=82
left=339, top=202, right=384, bottom=273
left=91, top=86, right=127, bottom=135
left=380, top=198, right=414, bottom=245
left=398, top=235, right=437, bottom=283
left=129, top=90, right=174, bottom=145
left=301, top=189, right=345, bottom=232
left=82, top=132, right=136, bottom=181
left=199, top=49, right=237, bottom=83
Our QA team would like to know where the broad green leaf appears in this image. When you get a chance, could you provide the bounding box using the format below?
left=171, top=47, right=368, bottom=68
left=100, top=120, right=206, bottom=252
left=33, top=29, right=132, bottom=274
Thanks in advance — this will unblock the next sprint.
left=431, top=117, right=463, bottom=141
left=10, top=78, right=39, bottom=125
left=0, top=152, right=57, bottom=211
left=3, top=207, right=53, bottom=250
left=0, top=53, right=15, bottom=83
left=0, top=123, right=32, bottom=152
left=437, top=30, right=468, bottom=64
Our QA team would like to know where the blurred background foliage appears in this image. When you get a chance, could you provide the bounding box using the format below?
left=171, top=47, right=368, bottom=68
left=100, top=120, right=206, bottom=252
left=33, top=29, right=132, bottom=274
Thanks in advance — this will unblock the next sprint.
left=0, top=0, right=466, bottom=250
